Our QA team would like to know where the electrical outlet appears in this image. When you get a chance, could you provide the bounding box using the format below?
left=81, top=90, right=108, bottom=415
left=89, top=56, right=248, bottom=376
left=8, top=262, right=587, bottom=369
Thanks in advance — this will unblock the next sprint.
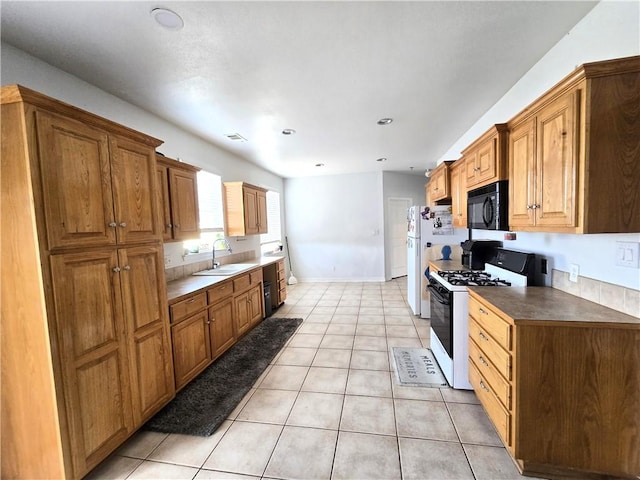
left=164, top=255, right=171, bottom=267
left=616, top=241, right=640, bottom=268
left=569, top=264, right=579, bottom=283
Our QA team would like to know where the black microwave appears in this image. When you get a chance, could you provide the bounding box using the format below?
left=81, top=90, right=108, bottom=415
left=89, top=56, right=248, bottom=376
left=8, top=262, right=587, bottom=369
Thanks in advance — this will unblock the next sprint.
left=467, top=180, right=509, bottom=231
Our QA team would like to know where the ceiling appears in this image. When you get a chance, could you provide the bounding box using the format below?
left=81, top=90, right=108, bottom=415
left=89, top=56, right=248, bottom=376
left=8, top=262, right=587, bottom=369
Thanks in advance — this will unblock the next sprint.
left=1, top=1, right=598, bottom=178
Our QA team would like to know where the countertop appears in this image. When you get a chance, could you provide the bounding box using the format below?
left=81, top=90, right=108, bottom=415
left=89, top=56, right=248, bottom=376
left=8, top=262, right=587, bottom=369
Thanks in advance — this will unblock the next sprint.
left=428, top=259, right=468, bottom=272
left=468, top=286, right=640, bottom=328
left=166, top=256, right=285, bottom=303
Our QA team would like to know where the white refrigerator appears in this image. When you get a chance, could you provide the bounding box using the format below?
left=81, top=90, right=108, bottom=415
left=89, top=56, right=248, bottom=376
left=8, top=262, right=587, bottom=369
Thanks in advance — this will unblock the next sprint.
left=407, top=205, right=468, bottom=317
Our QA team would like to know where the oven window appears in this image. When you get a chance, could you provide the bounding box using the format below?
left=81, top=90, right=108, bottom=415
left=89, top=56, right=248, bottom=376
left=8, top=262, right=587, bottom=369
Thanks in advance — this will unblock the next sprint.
left=429, top=280, right=453, bottom=358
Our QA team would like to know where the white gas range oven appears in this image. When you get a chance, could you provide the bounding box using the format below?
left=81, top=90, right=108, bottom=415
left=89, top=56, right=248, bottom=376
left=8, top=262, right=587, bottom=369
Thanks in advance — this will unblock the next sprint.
left=428, top=248, right=539, bottom=389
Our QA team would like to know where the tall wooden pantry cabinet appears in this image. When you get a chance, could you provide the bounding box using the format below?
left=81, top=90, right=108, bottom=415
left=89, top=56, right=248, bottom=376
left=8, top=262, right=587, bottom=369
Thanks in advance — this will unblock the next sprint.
left=1, top=85, right=175, bottom=479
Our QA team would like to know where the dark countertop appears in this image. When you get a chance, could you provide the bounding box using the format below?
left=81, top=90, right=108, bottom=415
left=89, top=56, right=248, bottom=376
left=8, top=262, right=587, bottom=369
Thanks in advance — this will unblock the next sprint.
left=166, top=255, right=284, bottom=303
left=468, top=286, right=640, bottom=328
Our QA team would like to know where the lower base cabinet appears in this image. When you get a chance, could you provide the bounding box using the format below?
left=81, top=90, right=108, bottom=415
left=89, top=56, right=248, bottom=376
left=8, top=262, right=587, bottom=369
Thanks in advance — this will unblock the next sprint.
left=468, top=288, right=640, bottom=480
left=169, top=268, right=265, bottom=391
left=209, top=296, right=235, bottom=358
left=171, top=310, right=212, bottom=390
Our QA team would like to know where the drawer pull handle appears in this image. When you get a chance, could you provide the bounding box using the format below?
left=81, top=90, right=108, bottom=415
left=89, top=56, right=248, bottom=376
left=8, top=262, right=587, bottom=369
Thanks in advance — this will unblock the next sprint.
left=478, top=355, right=489, bottom=367
left=479, top=380, right=490, bottom=392
left=478, top=331, right=489, bottom=341
left=478, top=308, right=488, bottom=315
left=186, top=298, right=196, bottom=304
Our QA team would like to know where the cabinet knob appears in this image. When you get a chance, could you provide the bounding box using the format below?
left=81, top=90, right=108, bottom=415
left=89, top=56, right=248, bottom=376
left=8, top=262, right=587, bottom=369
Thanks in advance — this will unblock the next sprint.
left=186, top=298, right=195, bottom=304
left=123, top=265, right=131, bottom=271
left=479, top=380, right=490, bottom=392
left=108, top=222, right=117, bottom=228
left=174, top=224, right=180, bottom=229
left=113, top=267, right=121, bottom=273
left=167, top=223, right=173, bottom=228
left=119, top=222, right=127, bottom=228
left=478, top=331, right=489, bottom=341
left=478, top=308, right=488, bottom=315
left=526, top=205, right=532, bottom=210
left=533, top=204, right=540, bottom=210
left=478, top=355, right=489, bottom=367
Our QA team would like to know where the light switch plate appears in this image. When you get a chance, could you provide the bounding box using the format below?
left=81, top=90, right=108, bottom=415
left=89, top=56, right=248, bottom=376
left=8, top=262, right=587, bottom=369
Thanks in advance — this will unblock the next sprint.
left=616, top=241, right=640, bottom=268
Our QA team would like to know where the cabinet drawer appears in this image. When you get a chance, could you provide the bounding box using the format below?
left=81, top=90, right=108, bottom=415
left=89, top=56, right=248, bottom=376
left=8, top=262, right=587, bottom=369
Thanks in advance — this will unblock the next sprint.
left=250, top=269, right=263, bottom=285
left=170, top=292, right=207, bottom=323
left=469, top=361, right=511, bottom=447
left=469, top=296, right=511, bottom=350
left=469, top=317, right=512, bottom=380
left=278, top=286, right=287, bottom=303
left=233, top=274, right=251, bottom=292
left=469, top=338, right=511, bottom=409
left=207, top=281, right=233, bottom=304
left=278, top=279, right=287, bottom=292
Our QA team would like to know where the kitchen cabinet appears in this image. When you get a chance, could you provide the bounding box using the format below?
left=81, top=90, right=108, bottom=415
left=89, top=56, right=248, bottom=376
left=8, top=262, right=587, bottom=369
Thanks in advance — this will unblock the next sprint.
left=508, top=56, right=640, bottom=233
left=426, top=161, right=454, bottom=203
left=209, top=296, right=235, bottom=359
left=169, top=292, right=211, bottom=390
left=262, top=258, right=287, bottom=309
left=468, top=287, right=640, bottom=479
left=37, top=110, right=160, bottom=249
left=462, top=124, right=508, bottom=190
left=156, top=155, right=200, bottom=242
left=223, top=181, right=268, bottom=236
left=1, top=85, right=174, bottom=480
left=449, top=159, right=467, bottom=228
left=233, top=268, right=265, bottom=335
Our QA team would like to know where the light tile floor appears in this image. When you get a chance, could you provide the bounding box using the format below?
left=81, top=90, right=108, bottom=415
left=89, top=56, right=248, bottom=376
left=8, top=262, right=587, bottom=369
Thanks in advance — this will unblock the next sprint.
left=87, top=278, right=533, bottom=480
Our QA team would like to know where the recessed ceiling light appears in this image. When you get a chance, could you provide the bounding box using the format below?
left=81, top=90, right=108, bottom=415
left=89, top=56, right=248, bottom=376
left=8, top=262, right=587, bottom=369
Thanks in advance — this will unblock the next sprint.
left=151, top=8, right=184, bottom=30
left=282, top=129, right=296, bottom=135
left=376, top=158, right=387, bottom=162
left=377, top=118, right=393, bottom=125
left=315, top=163, right=325, bottom=167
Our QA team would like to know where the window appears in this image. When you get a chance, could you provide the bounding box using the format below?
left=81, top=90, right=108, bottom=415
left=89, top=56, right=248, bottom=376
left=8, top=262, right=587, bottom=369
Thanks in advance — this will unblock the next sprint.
left=260, top=190, right=282, bottom=254
left=183, top=171, right=226, bottom=253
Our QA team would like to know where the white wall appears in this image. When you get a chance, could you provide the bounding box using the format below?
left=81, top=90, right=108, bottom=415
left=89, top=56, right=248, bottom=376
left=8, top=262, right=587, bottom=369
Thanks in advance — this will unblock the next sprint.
left=284, top=173, right=385, bottom=282
left=382, top=172, right=429, bottom=280
left=438, top=1, right=640, bottom=290
left=1, top=42, right=285, bottom=267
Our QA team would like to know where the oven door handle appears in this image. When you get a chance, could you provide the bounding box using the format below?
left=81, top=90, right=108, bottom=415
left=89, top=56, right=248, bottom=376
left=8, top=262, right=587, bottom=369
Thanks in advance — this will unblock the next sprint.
left=428, top=284, right=450, bottom=305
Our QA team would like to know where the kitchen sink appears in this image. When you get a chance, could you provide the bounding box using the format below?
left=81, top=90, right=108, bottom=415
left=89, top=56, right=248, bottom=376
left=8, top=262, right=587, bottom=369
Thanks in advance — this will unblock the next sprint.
left=192, top=263, right=259, bottom=276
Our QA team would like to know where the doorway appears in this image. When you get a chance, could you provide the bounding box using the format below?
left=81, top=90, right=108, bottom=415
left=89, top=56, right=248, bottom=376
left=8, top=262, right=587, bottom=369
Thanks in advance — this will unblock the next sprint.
left=388, top=197, right=412, bottom=279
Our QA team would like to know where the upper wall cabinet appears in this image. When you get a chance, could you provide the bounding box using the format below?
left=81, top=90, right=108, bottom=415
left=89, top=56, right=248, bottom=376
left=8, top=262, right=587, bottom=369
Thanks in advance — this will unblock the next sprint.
left=36, top=110, right=160, bottom=249
left=462, top=124, right=508, bottom=190
left=156, top=155, right=200, bottom=242
left=426, top=161, right=455, bottom=204
left=223, top=182, right=268, bottom=236
left=508, top=55, right=640, bottom=233
left=449, top=158, right=467, bottom=228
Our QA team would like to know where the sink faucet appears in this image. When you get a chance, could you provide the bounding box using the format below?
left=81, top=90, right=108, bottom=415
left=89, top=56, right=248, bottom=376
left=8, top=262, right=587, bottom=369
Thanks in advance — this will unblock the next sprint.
left=212, top=237, right=232, bottom=269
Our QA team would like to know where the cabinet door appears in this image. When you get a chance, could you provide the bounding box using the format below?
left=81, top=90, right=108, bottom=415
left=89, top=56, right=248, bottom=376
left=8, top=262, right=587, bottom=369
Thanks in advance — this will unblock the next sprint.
left=118, top=246, right=175, bottom=422
left=535, top=92, right=578, bottom=228
left=242, top=187, right=259, bottom=235
left=234, top=292, right=251, bottom=336
left=36, top=111, right=117, bottom=250
left=209, top=297, right=235, bottom=359
left=450, top=162, right=467, bottom=228
left=249, top=284, right=264, bottom=326
left=465, top=150, right=479, bottom=185
left=509, top=119, right=536, bottom=228
left=169, top=167, right=200, bottom=240
left=256, top=189, right=268, bottom=234
left=476, top=139, right=496, bottom=185
left=50, top=251, right=133, bottom=476
left=109, top=135, right=160, bottom=244
left=155, top=164, right=173, bottom=241
left=171, top=310, right=212, bottom=390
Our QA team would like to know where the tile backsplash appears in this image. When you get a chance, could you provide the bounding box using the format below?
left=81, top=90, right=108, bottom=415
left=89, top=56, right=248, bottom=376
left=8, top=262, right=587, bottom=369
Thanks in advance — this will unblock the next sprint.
left=165, top=250, right=256, bottom=282
left=552, top=269, right=639, bottom=318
